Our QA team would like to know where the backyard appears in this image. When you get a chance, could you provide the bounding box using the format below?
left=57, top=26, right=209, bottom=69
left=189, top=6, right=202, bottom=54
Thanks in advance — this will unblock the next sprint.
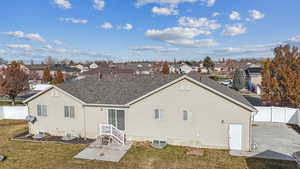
left=0, top=120, right=297, bottom=169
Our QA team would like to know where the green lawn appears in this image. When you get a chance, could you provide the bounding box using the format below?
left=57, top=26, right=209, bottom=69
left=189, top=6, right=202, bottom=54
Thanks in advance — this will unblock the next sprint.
left=0, top=120, right=297, bottom=169
left=0, top=101, right=24, bottom=106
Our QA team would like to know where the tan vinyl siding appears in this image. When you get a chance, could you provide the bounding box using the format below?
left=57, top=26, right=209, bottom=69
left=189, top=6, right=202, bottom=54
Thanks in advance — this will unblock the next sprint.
left=126, top=79, right=252, bottom=151
left=28, top=88, right=85, bottom=137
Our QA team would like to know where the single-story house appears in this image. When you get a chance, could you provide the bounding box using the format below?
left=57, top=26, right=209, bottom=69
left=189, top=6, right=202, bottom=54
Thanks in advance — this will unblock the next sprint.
left=24, top=73, right=256, bottom=151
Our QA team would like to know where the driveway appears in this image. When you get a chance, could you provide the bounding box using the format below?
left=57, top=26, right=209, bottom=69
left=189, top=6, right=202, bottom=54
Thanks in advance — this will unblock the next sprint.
left=231, top=122, right=300, bottom=161
left=252, top=123, right=300, bottom=160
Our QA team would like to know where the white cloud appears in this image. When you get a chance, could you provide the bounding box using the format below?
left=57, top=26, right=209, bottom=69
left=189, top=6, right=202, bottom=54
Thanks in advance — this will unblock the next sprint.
left=223, top=24, right=246, bottom=36
left=229, top=11, right=241, bottom=20
left=135, top=0, right=198, bottom=7
left=120, top=24, right=133, bottom=30
left=201, top=0, right=216, bottom=7
left=53, top=40, right=63, bottom=45
left=248, top=10, right=265, bottom=20
left=6, top=44, right=33, bottom=51
left=53, top=0, right=72, bottom=9
left=146, top=27, right=210, bottom=40
left=167, top=39, right=217, bottom=48
left=287, top=35, right=300, bottom=43
left=212, top=12, right=220, bottom=17
left=129, top=45, right=178, bottom=52
left=152, top=6, right=178, bottom=15
left=0, top=49, right=6, bottom=54
left=98, top=22, right=113, bottom=29
left=3, top=31, right=46, bottom=42
left=42, top=45, right=67, bottom=53
left=178, top=16, right=221, bottom=30
left=60, top=17, right=88, bottom=24
left=145, top=27, right=216, bottom=48
left=93, top=0, right=105, bottom=11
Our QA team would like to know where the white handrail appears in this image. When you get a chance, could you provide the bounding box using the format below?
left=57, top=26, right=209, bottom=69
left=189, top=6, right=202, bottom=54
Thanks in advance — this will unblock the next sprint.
left=99, top=124, right=125, bottom=145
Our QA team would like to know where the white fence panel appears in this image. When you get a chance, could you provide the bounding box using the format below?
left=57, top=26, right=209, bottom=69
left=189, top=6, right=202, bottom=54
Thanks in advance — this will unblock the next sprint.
left=0, top=106, right=28, bottom=120
left=286, top=108, right=298, bottom=124
left=272, top=107, right=285, bottom=123
left=254, top=106, right=299, bottom=124
left=253, top=107, right=272, bottom=122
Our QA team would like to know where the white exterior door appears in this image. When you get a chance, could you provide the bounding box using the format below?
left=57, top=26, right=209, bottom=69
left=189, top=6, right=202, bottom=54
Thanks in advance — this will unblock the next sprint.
left=229, top=124, right=242, bottom=150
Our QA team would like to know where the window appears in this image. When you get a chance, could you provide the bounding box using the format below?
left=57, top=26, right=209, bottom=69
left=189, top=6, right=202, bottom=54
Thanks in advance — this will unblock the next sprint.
left=64, top=106, right=75, bottom=119
left=37, top=104, right=47, bottom=117
left=154, top=109, right=163, bottom=120
left=183, top=110, right=188, bottom=121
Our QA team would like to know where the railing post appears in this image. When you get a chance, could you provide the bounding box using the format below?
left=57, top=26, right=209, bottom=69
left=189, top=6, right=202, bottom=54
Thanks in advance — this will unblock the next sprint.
left=110, top=125, right=112, bottom=136
left=99, top=124, right=102, bottom=136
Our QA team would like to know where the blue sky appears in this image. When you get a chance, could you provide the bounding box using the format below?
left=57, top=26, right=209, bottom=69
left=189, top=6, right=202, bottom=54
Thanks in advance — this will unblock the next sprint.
left=1, top=0, right=300, bottom=62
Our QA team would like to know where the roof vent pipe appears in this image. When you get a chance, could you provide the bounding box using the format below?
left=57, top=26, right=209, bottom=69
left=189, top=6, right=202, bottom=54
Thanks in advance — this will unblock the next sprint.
left=98, top=72, right=102, bottom=80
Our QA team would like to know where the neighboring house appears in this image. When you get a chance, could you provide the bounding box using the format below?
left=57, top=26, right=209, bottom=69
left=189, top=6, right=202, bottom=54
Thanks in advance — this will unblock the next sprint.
left=0, top=64, right=8, bottom=75
left=72, top=64, right=89, bottom=73
left=245, top=65, right=262, bottom=94
left=179, top=62, right=199, bottom=74
left=89, top=62, right=99, bottom=69
left=117, top=63, right=153, bottom=75
left=24, top=73, right=256, bottom=151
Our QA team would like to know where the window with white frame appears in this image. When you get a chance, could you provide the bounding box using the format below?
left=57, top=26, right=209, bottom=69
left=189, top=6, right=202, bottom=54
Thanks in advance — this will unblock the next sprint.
left=154, top=109, right=163, bottom=120
left=64, top=106, right=75, bottom=119
left=183, top=110, right=189, bottom=121
left=37, top=104, right=47, bottom=117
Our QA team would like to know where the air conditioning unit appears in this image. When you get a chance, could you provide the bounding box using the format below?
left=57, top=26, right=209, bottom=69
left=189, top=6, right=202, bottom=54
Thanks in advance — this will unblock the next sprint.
left=25, top=115, right=36, bottom=123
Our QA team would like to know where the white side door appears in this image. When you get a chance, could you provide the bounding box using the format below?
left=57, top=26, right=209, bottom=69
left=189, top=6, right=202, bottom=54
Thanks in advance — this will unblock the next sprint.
left=229, top=124, right=242, bottom=150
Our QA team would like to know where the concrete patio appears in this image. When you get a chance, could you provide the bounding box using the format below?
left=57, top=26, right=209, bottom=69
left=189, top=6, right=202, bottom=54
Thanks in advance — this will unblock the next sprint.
left=231, top=122, right=300, bottom=161
left=74, top=141, right=132, bottom=162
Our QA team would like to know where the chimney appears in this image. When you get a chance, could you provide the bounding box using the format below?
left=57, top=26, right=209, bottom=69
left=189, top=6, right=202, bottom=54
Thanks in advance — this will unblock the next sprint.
left=98, top=72, right=102, bottom=80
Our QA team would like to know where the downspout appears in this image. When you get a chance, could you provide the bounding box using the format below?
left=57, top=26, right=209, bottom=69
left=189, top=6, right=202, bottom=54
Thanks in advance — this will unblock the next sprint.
left=83, top=105, right=87, bottom=140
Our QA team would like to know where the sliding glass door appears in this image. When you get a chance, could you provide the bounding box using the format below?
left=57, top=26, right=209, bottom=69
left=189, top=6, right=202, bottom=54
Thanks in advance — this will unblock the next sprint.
left=108, top=109, right=125, bottom=130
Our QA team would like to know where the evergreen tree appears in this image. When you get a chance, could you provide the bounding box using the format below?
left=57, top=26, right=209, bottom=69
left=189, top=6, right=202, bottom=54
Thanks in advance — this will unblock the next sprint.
left=203, top=56, right=215, bottom=74
left=232, top=68, right=245, bottom=90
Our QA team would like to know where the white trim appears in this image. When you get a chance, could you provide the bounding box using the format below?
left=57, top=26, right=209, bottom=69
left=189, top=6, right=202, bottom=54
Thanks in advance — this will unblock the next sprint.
left=127, top=75, right=256, bottom=112
left=23, top=85, right=86, bottom=105
left=85, top=104, right=129, bottom=108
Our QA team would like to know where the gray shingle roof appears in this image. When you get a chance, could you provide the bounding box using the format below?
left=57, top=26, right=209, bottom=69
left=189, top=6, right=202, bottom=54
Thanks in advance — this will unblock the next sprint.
left=57, top=73, right=254, bottom=110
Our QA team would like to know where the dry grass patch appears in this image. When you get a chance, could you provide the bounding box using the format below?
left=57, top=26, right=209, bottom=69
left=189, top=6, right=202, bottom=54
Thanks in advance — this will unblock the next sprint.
left=0, top=120, right=297, bottom=169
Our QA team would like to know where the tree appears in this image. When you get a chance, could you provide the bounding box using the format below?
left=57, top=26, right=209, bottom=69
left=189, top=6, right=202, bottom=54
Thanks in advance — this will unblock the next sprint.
left=52, top=69, right=64, bottom=84
left=161, top=62, right=170, bottom=74
left=44, top=56, right=56, bottom=65
left=203, top=56, right=215, bottom=74
left=0, top=61, right=29, bottom=105
left=261, top=45, right=300, bottom=107
left=232, top=68, right=245, bottom=91
left=42, top=67, right=52, bottom=83
left=29, top=70, right=40, bottom=80
left=69, top=60, right=75, bottom=66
